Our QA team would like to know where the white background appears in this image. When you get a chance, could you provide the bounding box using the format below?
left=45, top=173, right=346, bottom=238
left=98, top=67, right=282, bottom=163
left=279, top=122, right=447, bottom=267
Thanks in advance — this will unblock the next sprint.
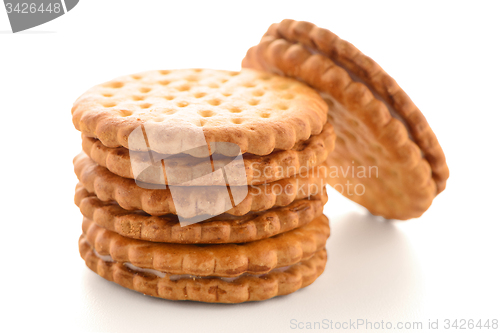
left=1, top=1, right=499, bottom=332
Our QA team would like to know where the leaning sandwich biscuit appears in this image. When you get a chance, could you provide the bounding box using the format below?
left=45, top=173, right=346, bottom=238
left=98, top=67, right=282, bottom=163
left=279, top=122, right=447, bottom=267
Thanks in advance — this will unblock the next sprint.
left=243, top=19, right=449, bottom=220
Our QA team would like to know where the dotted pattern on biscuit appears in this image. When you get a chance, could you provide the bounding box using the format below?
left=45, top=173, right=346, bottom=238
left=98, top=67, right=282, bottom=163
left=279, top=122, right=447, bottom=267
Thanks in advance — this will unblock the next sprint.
left=72, top=68, right=329, bottom=156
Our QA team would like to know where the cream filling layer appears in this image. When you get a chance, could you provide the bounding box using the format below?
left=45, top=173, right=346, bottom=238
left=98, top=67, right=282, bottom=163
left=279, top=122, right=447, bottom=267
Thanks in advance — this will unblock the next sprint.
left=91, top=248, right=293, bottom=282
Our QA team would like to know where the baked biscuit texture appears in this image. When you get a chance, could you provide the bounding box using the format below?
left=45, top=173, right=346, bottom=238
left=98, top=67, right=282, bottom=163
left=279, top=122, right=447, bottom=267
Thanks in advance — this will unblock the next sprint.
left=74, top=153, right=328, bottom=217
left=72, top=68, right=329, bottom=156
left=81, top=122, right=335, bottom=186
left=81, top=214, right=330, bottom=277
left=242, top=19, right=449, bottom=220
left=80, top=240, right=327, bottom=303
left=75, top=184, right=327, bottom=244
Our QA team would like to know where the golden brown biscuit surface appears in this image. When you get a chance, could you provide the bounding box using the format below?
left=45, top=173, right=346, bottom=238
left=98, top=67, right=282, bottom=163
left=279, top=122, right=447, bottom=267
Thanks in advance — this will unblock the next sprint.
left=72, top=68, right=329, bottom=156
left=242, top=19, right=449, bottom=220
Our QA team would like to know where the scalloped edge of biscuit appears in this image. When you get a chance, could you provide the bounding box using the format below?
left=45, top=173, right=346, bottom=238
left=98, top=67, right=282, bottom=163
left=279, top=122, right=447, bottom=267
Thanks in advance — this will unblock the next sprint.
left=74, top=152, right=328, bottom=217
left=81, top=122, right=335, bottom=186
left=82, top=214, right=329, bottom=277
left=247, top=19, right=448, bottom=194
left=80, top=240, right=327, bottom=303
left=242, top=20, right=449, bottom=219
left=75, top=184, right=327, bottom=244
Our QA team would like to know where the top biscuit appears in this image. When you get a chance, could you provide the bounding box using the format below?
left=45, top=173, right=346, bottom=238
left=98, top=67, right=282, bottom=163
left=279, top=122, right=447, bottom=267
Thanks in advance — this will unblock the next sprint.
left=72, top=68, right=328, bottom=156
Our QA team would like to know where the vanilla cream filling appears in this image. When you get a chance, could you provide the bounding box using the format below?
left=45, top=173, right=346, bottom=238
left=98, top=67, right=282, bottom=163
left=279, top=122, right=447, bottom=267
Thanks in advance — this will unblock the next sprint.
left=92, top=248, right=293, bottom=282
left=92, top=250, right=113, bottom=262
left=123, top=262, right=167, bottom=278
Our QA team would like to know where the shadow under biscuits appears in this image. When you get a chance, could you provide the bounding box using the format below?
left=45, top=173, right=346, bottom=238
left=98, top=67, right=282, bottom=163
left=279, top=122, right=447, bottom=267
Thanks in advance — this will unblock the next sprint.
left=321, top=211, right=424, bottom=320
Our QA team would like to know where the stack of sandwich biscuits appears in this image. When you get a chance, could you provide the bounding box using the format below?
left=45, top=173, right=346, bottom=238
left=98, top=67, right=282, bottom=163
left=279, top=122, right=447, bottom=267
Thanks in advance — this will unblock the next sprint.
left=72, top=68, right=335, bottom=303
